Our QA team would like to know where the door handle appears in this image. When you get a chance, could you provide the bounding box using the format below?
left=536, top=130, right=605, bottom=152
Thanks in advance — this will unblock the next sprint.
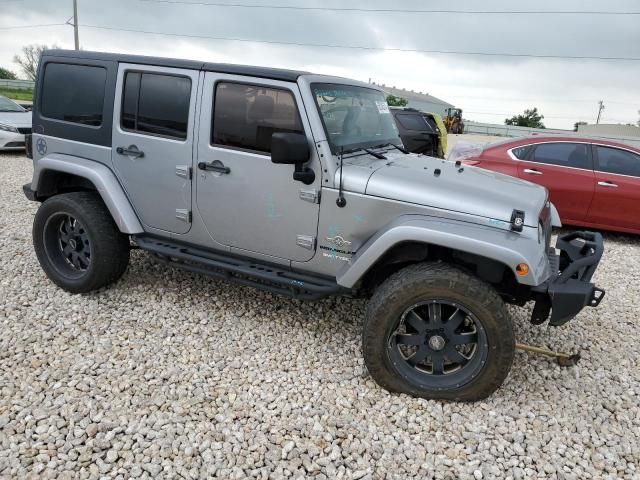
left=116, top=145, right=145, bottom=158
left=198, top=161, right=230, bottom=174
left=523, top=168, right=542, bottom=175
left=598, top=181, right=618, bottom=188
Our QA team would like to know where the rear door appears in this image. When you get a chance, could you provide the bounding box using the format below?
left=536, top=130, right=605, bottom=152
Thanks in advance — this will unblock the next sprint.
left=516, top=142, right=595, bottom=222
left=112, top=64, right=199, bottom=234
left=587, top=144, right=640, bottom=231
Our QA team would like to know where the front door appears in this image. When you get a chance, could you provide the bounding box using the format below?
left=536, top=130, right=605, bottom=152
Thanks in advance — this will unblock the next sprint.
left=517, top=142, right=595, bottom=222
left=195, top=74, right=321, bottom=262
left=588, top=144, right=640, bottom=231
left=112, top=64, right=199, bottom=234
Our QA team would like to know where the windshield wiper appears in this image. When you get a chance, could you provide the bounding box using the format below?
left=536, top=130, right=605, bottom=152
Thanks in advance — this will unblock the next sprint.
left=375, top=142, right=409, bottom=154
left=343, top=147, right=387, bottom=160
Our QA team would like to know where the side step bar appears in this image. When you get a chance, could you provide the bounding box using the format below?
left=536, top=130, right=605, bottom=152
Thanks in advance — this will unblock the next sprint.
left=135, top=237, right=346, bottom=300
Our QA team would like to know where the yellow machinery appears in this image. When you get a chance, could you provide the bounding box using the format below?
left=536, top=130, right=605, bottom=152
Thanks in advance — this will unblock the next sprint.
left=443, top=107, right=465, bottom=134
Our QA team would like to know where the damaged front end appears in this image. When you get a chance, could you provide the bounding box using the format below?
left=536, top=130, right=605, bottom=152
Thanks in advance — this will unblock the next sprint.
left=531, top=231, right=605, bottom=326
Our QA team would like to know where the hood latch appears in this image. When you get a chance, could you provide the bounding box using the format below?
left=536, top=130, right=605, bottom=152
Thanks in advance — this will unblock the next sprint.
left=510, top=209, right=525, bottom=232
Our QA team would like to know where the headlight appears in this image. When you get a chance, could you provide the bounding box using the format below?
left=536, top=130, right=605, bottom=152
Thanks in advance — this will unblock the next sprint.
left=0, top=123, right=19, bottom=133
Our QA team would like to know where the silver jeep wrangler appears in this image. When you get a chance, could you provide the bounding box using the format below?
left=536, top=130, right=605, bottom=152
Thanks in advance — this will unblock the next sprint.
left=24, top=50, right=605, bottom=400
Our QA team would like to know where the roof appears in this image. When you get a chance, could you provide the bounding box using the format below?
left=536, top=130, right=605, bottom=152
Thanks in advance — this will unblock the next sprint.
left=484, top=135, right=640, bottom=153
left=373, top=83, right=454, bottom=109
left=43, top=49, right=310, bottom=82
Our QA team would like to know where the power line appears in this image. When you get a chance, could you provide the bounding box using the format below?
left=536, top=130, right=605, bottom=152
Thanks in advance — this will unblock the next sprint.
left=80, top=24, right=640, bottom=61
left=0, top=23, right=65, bottom=30
left=137, top=0, right=640, bottom=15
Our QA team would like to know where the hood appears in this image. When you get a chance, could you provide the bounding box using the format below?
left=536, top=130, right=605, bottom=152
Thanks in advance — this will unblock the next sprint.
left=0, top=111, right=32, bottom=129
left=340, top=152, right=547, bottom=228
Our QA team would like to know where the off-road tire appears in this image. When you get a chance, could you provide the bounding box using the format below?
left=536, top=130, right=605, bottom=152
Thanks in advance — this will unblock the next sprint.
left=33, top=192, right=130, bottom=293
left=363, top=262, right=515, bottom=401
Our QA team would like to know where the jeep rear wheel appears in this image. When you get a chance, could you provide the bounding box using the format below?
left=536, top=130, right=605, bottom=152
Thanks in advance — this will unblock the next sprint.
left=363, top=262, right=514, bottom=401
left=33, top=192, right=130, bottom=293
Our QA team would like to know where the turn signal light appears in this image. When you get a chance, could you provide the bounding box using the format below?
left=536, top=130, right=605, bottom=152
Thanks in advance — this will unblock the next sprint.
left=515, top=263, right=530, bottom=276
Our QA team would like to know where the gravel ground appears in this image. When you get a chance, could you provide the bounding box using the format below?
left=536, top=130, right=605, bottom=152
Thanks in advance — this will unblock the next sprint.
left=1, top=151, right=639, bottom=480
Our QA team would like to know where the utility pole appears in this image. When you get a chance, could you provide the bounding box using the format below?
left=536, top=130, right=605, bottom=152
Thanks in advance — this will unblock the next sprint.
left=73, top=0, right=79, bottom=50
left=596, top=100, right=605, bottom=124
left=66, top=0, right=79, bottom=50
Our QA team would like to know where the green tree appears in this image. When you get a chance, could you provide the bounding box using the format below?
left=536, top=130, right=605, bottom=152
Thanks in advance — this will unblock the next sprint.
left=386, top=94, right=408, bottom=107
left=573, top=121, right=587, bottom=132
left=505, top=108, right=545, bottom=129
left=0, top=67, right=17, bottom=79
left=13, top=44, right=58, bottom=81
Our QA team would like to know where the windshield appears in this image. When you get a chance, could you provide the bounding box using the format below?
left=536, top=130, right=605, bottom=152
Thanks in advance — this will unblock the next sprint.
left=0, top=96, right=25, bottom=112
left=311, top=83, right=401, bottom=153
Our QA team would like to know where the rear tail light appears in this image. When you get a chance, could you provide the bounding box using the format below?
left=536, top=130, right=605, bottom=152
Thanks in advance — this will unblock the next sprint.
left=462, top=159, right=481, bottom=166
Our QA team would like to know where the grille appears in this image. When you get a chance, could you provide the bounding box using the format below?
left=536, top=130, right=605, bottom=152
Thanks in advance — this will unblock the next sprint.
left=17, top=128, right=32, bottom=134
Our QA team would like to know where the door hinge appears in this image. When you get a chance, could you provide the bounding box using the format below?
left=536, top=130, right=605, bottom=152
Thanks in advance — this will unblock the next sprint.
left=296, top=234, right=315, bottom=250
left=176, top=209, right=192, bottom=223
left=176, top=165, right=192, bottom=179
left=299, top=188, right=320, bottom=204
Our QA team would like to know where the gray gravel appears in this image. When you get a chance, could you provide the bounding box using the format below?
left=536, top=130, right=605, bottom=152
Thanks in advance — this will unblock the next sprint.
left=1, top=151, right=639, bottom=479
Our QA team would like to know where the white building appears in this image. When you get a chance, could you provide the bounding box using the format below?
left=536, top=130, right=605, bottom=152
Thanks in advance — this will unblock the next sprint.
left=372, top=82, right=454, bottom=117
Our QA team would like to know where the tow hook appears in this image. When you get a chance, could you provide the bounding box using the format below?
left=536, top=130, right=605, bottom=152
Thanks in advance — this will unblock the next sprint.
left=515, top=342, right=581, bottom=367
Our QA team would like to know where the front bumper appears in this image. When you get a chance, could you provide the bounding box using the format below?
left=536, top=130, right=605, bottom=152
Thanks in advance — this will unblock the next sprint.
left=0, top=130, right=26, bottom=150
left=533, top=231, right=605, bottom=326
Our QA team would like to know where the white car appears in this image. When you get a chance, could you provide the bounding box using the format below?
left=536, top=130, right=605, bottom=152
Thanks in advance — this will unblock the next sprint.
left=0, top=95, right=32, bottom=150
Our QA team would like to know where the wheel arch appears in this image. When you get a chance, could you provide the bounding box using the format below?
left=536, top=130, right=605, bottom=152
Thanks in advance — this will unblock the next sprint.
left=337, top=216, right=548, bottom=289
left=31, top=154, right=143, bottom=234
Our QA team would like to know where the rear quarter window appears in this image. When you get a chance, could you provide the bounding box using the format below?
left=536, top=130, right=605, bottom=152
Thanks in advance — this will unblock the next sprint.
left=510, top=145, right=531, bottom=160
left=40, top=63, right=106, bottom=126
left=395, top=113, right=430, bottom=132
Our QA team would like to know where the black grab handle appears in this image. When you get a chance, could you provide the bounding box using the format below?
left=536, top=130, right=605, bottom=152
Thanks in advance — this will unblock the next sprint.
left=116, top=146, right=144, bottom=158
left=198, top=161, right=230, bottom=174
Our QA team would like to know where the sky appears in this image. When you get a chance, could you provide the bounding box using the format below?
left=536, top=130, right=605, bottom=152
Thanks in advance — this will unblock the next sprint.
left=1, top=0, right=639, bottom=130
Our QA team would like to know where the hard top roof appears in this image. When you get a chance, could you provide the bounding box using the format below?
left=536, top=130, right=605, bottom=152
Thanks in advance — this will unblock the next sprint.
left=43, top=49, right=310, bottom=82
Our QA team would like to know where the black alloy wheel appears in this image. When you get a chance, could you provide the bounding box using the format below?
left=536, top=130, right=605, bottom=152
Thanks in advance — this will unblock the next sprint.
left=43, top=213, right=92, bottom=278
left=388, top=300, right=488, bottom=390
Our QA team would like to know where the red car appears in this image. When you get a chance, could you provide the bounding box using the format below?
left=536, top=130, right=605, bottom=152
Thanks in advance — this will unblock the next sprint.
left=458, top=136, right=640, bottom=235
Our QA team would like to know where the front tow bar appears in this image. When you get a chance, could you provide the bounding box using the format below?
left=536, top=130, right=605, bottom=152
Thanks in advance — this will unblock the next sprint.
left=515, top=342, right=581, bottom=367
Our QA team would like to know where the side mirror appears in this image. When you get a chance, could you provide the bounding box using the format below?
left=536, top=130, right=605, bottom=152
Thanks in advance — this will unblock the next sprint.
left=271, top=132, right=315, bottom=185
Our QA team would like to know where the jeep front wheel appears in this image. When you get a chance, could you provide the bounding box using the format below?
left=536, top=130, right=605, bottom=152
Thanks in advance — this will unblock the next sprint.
left=33, top=192, right=130, bottom=293
left=363, top=262, right=515, bottom=401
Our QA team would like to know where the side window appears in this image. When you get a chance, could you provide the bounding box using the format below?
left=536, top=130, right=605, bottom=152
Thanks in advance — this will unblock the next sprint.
left=212, top=82, right=304, bottom=154
left=121, top=72, right=191, bottom=140
left=395, top=113, right=430, bottom=132
left=511, top=145, right=530, bottom=160
left=531, top=143, right=590, bottom=169
left=596, top=146, right=640, bottom=177
left=41, top=63, right=106, bottom=126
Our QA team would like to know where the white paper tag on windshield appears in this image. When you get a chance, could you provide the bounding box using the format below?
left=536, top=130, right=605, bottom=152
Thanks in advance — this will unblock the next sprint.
left=376, top=101, right=390, bottom=114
